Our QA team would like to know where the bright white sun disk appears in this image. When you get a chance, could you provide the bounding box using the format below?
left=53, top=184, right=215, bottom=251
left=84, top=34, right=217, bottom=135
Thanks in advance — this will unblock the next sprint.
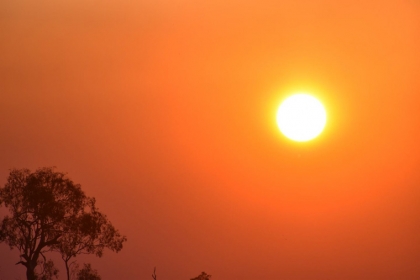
left=276, top=93, right=327, bottom=142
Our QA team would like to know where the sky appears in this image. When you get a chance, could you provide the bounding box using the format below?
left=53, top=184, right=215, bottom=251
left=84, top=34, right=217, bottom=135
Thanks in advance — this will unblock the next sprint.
left=1, top=0, right=420, bottom=279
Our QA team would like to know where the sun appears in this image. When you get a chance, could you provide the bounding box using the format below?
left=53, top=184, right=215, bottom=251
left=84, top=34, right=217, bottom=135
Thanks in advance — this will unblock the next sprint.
left=276, top=93, right=327, bottom=142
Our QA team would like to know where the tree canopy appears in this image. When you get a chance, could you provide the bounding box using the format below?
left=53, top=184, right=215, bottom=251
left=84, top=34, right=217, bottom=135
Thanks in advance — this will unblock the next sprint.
left=75, top=264, right=101, bottom=280
left=0, top=167, right=126, bottom=280
left=54, top=196, right=126, bottom=280
left=190, top=272, right=212, bottom=280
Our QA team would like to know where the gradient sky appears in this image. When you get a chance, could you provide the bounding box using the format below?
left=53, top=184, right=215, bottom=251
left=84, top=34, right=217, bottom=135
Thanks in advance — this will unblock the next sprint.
left=1, top=0, right=420, bottom=279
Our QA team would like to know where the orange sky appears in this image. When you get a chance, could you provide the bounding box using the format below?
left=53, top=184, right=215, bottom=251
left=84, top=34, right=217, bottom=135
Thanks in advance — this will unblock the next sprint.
left=1, top=0, right=420, bottom=279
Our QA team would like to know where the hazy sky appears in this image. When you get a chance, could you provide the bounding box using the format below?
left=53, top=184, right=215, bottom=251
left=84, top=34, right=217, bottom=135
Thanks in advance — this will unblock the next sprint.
left=1, top=0, right=420, bottom=279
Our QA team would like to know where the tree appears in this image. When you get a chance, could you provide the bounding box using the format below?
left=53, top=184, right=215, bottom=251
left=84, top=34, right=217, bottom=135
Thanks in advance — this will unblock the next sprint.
left=0, top=168, right=86, bottom=280
left=36, top=259, right=59, bottom=280
left=190, top=272, right=211, bottom=280
left=53, top=196, right=126, bottom=280
left=75, top=264, right=101, bottom=280
left=151, top=267, right=157, bottom=280
left=0, top=167, right=126, bottom=280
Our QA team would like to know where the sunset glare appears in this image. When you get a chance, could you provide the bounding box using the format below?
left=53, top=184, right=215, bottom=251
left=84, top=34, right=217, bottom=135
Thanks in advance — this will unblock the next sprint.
left=276, top=93, right=327, bottom=142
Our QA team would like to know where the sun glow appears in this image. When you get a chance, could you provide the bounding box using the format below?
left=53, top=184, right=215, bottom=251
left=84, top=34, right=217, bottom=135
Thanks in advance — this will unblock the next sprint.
left=276, top=93, right=327, bottom=142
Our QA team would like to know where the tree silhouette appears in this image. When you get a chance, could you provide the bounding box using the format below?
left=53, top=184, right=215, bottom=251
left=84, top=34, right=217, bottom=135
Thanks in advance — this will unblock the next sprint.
left=190, top=272, right=211, bottom=280
left=75, top=264, right=101, bottom=280
left=52, top=196, right=126, bottom=280
left=36, top=259, right=59, bottom=280
left=151, top=267, right=157, bottom=280
left=0, top=168, right=86, bottom=279
left=0, top=167, right=126, bottom=280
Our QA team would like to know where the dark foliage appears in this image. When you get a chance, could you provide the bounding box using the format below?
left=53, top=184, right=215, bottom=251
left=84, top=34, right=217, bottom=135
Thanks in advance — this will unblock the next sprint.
left=190, top=272, right=212, bottom=280
left=0, top=167, right=126, bottom=280
left=76, top=264, right=101, bottom=280
left=53, top=195, right=126, bottom=280
left=36, top=259, right=59, bottom=280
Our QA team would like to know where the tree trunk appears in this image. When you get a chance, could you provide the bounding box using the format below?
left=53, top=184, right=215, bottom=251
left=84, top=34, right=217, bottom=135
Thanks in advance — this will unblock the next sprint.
left=26, top=264, right=36, bottom=280
left=65, top=260, right=70, bottom=280
left=25, top=257, right=39, bottom=280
